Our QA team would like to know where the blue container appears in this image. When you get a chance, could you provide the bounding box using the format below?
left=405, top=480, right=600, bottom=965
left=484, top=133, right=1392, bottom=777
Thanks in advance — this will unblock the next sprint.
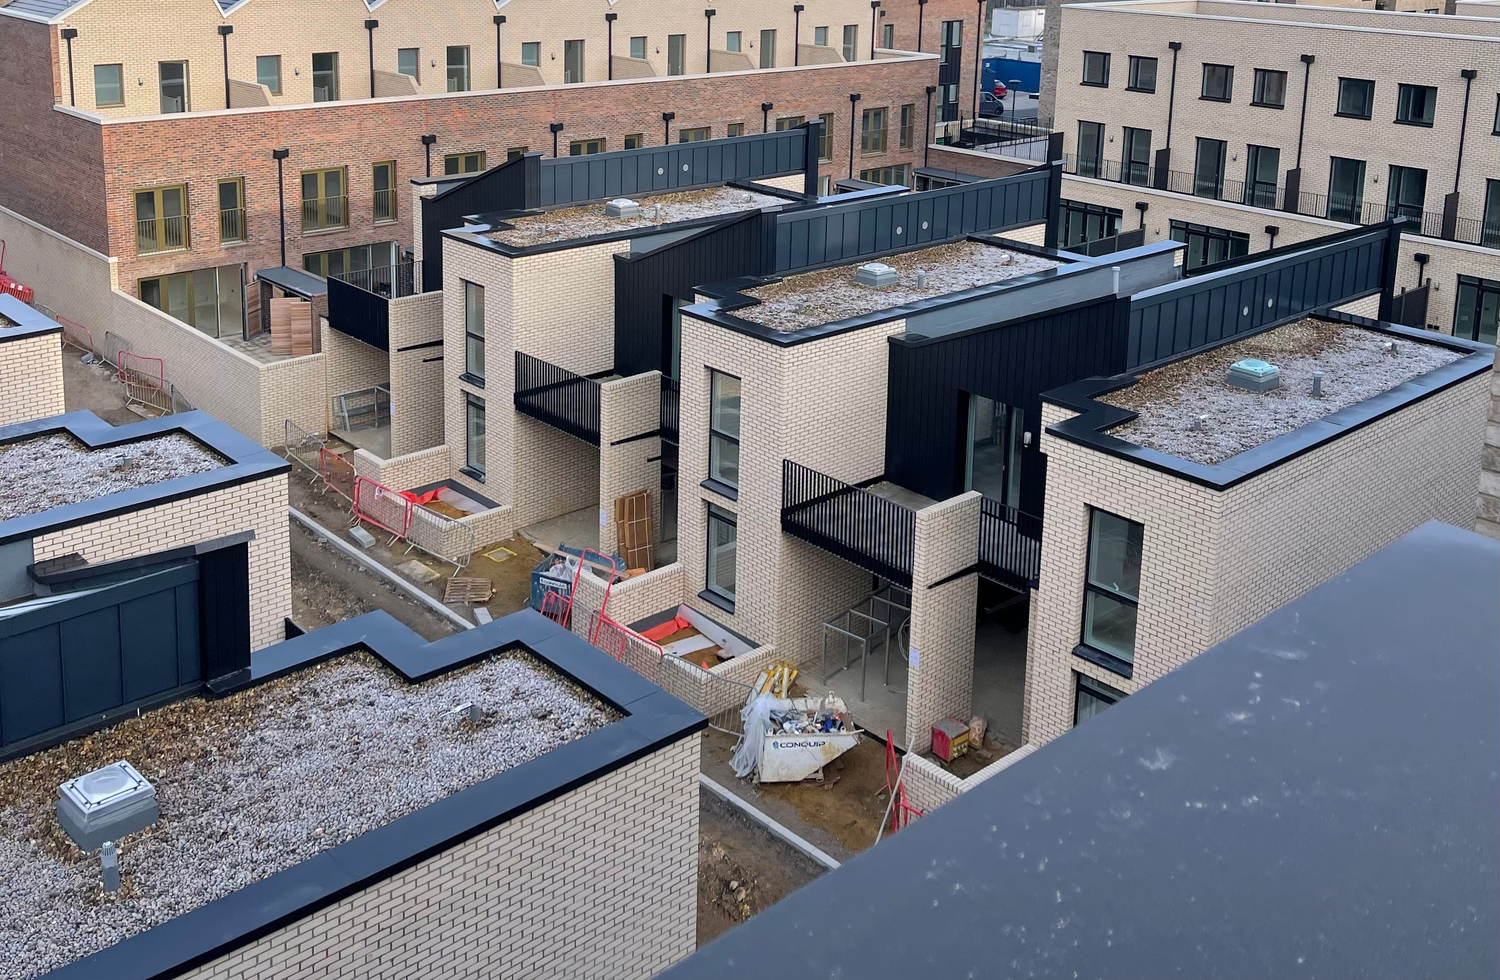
left=527, top=544, right=627, bottom=611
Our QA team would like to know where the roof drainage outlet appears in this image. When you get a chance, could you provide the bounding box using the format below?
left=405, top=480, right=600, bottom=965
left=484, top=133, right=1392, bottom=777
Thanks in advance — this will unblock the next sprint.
left=1226, top=358, right=1281, bottom=392
left=57, top=760, right=158, bottom=852
left=855, top=262, right=898, bottom=287
left=604, top=198, right=641, bottom=218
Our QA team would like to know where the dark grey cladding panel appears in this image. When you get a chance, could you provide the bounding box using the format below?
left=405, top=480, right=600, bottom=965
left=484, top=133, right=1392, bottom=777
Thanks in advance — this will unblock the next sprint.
left=904, top=263, right=1121, bottom=341
left=772, top=169, right=1051, bottom=272
left=539, top=129, right=806, bottom=206
left=1127, top=226, right=1389, bottom=369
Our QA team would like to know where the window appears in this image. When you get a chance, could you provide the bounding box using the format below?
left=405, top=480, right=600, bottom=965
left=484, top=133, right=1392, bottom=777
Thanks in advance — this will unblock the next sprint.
left=1170, top=220, right=1250, bottom=271
left=139, top=266, right=243, bottom=338
left=814, top=26, right=828, bottom=46
left=564, top=39, right=584, bottom=83
left=397, top=48, right=418, bottom=81
left=1076, top=120, right=1104, bottom=179
left=134, top=185, right=188, bottom=254
left=446, top=46, right=470, bottom=92
left=705, top=504, right=738, bottom=604
left=624, top=133, right=644, bottom=150
left=1454, top=275, right=1499, bottom=345
left=159, top=61, right=188, bottom=113
left=1395, top=83, right=1436, bottom=127
left=1080, top=509, right=1143, bottom=669
left=965, top=395, right=1025, bottom=509
left=818, top=174, right=832, bottom=196
left=1494, top=94, right=1499, bottom=135
left=1082, top=51, right=1110, bottom=87
left=630, top=36, right=647, bottom=60
left=93, top=63, right=124, bottom=107
left=860, top=106, right=888, bottom=153
left=668, top=34, right=686, bottom=75
left=1060, top=199, right=1122, bottom=248
left=1126, top=55, right=1156, bottom=93
left=521, top=42, right=540, bottom=67
left=311, top=52, right=338, bottom=102
left=760, top=29, right=776, bottom=68
left=217, top=178, right=246, bottom=243
left=1200, top=63, right=1232, bottom=102
left=709, top=370, right=741, bottom=490
left=727, top=122, right=744, bottom=138
left=304, top=242, right=397, bottom=278
left=255, top=55, right=281, bottom=94
left=679, top=127, right=710, bottom=142
left=899, top=104, right=914, bottom=149
left=444, top=151, right=486, bottom=175
left=1251, top=68, right=1286, bottom=109
left=506, top=146, right=528, bottom=161
left=939, top=20, right=961, bottom=65
left=1385, top=165, right=1427, bottom=221
left=1244, top=145, right=1279, bottom=208
left=1122, top=127, right=1151, bottom=186
left=1074, top=673, right=1126, bottom=727
left=776, top=115, right=805, bottom=131
left=1193, top=137, right=1226, bottom=199
left=1337, top=77, right=1375, bottom=119
left=464, top=393, right=486, bottom=476
left=1327, top=157, right=1366, bottom=223
left=842, top=25, right=858, bottom=62
left=1483, top=179, right=1500, bottom=250
left=857, top=164, right=910, bottom=186
left=300, top=167, right=347, bottom=231
left=882, top=23, right=895, bottom=49
left=373, top=161, right=396, bottom=223
left=819, top=112, right=835, bottom=160
left=463, top=281, right=485, bottom=380
left=725, top=31, right=741, bottom=53
left=569, top=138, right=605, bottom=155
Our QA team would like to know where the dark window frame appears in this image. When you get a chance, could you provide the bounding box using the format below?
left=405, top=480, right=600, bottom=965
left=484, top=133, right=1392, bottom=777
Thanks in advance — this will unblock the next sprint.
left=1077, top=507, right=1144, bottom=676
left=1073, top=672, right=1127, bottom=728
left=1060, top=199, right=1122, bottom=248
left=1336, top=77, right=1375, bottom=120
left=1200, top=63, right=1233, bottom=103
left=1170, top=219, right=1250, bottom=272
left=1126, top=55, right=1156, bottom=93
left=704, top=502, right=738, bottom=607
left=1250, top=68, right=1286, bottom=109
left=462, top=280, right=485, bottom=381
left=1076, top=119, right=1105, bottom=179
left=1081, top=50, right=1111, bottom=88
left=708, top=369, right=741, bottom=491
left=464, top=392, right=486, bottom=477
left=1394, top=83, right=1437, bottom=128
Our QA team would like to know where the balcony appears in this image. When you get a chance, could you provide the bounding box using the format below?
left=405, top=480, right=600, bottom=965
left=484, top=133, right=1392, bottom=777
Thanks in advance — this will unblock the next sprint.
left=978, top=497, right=1042, bottom=592
left=136, top=214, right=189, bottom=255
left=514, top=351, right=601, bottom=446
left=374, top=188, right=398, bottom=224
left=326, top=261, right=431, bottom=351
left=218, top=207, right=247, bottom=244
left=781, top=460, right=915, bottom=587
left=660, top=375, right=679, bottom=444
left=301, top=195, right=348, bottom=232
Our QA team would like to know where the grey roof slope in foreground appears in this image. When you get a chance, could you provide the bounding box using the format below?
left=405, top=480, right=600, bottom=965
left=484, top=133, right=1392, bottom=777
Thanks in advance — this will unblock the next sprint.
left=668, top=520, right=1500, bottom=980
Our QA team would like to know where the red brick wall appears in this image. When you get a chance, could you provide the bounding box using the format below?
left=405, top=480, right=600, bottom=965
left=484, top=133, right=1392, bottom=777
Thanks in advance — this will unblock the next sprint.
left=94, top=55, right=941, bottom=288
left=885, top=0, right=980, bottom=131
left=0, top=17, right=110, bottom=253
left=925, top=145, right=1035, bottom=180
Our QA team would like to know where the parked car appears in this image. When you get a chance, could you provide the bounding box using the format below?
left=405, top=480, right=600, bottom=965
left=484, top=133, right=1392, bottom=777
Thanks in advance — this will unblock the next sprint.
left=978, top=90, right=1007, bottom=118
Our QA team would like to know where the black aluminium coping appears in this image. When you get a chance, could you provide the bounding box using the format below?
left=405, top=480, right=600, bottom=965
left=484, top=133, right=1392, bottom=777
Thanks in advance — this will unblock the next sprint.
left=1041, top=318, right=1496, bottom=490
left=0, top=293, right=63, bottom=339
left=669, top=520, right=1500, bottom=980
left=0, top=410, right=289, bottom=547
left=48, top=608, right=706, bottom=980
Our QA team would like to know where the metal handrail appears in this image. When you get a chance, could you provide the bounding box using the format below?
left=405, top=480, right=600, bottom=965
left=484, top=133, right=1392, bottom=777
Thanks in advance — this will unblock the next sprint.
left=136, top=214, right=189, bottom=254
left=373, top=187, right=398, bottom=223
left=301, top=194, right=349, bottom=231
left=218, top=207, right=247, bottom=243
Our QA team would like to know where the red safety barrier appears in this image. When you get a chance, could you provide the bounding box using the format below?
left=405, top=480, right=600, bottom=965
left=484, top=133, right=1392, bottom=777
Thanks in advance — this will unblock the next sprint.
left=589, top=610, right=665, bottom=677
left=353, top=475, right=413, bottom=542
left=116, top=350, right=164, bottom=390
left=0, top=241, right=34, bottom=304
left=56, top=315, right=94, bottom=354
left=539, top=548, right=618, bottom=634
left=318, top=448, right=356, bottom=501
left=883, top=729, right=924, bottom=833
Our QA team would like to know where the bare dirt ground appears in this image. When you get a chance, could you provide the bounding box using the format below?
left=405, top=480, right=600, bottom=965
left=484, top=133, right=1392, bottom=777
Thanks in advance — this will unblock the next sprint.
left=697, top=786, right=826, bottom=947
left=61, top=350, right=138, bottom=426
left=290, top=522, right=460, bottom=641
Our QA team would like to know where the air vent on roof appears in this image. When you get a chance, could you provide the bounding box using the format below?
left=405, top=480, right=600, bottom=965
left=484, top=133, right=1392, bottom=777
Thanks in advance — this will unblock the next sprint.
left=855, top=262, right=898, bottom=287
left=1226, top=358, right=1281, bottom=392
left=57, top=760, right=158, bottom=852
left=605, top=198, right=641, bottom=218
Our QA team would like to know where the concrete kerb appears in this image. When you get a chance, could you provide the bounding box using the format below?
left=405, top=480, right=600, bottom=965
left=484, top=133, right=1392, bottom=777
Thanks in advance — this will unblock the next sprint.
left=698, top=774, right=842, bottom=871
left=289, top=506, right=476, bottom=633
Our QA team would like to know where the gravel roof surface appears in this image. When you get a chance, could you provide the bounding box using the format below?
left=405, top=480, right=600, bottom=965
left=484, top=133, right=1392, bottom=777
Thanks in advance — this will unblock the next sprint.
left=735, top=241, right=1060, bottom=331
left=1101, top=319, right=1462, bottom=464
left=0, top=652, right=618, bottom=978
left=484, top=187, right=786, bottom=247
left=0, top=314, right=15, bottom=328
left=0, top=433, right=226, bottom=522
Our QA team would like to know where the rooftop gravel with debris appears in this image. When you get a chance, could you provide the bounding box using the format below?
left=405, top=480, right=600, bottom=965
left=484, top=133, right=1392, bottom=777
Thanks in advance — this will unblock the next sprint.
left=484, top=187, right=786, bottom=246
left=734, top=240, right=1060, bottom=331
left=0, top=314, right=15, bottom=328
left=0, top=432, right=226, bottom=522
left=0, top=651, right=619, bottom=978
left=1100, top=318, right=1463, bottom=464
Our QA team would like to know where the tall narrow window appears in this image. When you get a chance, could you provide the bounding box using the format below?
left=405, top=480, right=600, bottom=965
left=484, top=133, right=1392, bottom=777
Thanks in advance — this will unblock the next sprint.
left=1482, top=179, right=1500, bottom=250
left=217, top=178, right=246, bottom=243
left=1395, top=84, right=1436, bottom=127
left=1327, top=157, right=1366, bottom=223
left=860, top=106, right=888, bottom=153
left=134, top=185, right=188, bottom=254
left=1200, top=63, right=1232, bottom=102
left=706, top=504, right=738, bottom=604
left=1126, top=56, right=1156, bottom=93
left=1081, top=51, right=1110, bottom=87
left=465, top=393, right=486, bottom=476
left=255, top=55, right=281, bottom=94
left=1076, top=120, right=1104, bottom=179
left=521, top=42, right=540, bottom=67
left=882, top=23, right=894, bottom=48
left=708, top=370, right=741, bottom=490
left=300, top=167, right=347, bottom=231
left=899, top=104, right=915, bottom=149
left=760, top=29, right=777, bottom=68
left=1454, top=275, right=1499, bottom=345
left=630, top=36, right=647, bottom=60
left=1122, top=127, right=1151, bottom=186
left=159, top=61, right=188, bottom=113
left=1386, top=165, right=1428, bottom=221
left=463, top=281, right=485, bottom=380
left=446, top=46, right=470, bottom=92
left=819, top=112, right=835, bottom=160
left=965, top=395, right=1025, bottom=510
left=94, top=64, right=124, bottom=107
left=1193, top=137, right=1226, bottom=199
left=1244, top=145, right=1279, bottom=208
left=842, top=24, right=858, bottom=62
left=1081, top=509, right=1143, bottom=669
left=373, top=161, right=396, bottom=223
left=564, top=40, right=584, bottom=83
left=311, top=52, right=338, bottom=102
left=1252, top=68, right=1286, bottom=109
left=397, top=48, right=419, bottom=80
left=815, top=26, right=828, bottom=46
left=1337, top=78, right=1375, bottom=119
left=668, top=34, right=686, bottom=75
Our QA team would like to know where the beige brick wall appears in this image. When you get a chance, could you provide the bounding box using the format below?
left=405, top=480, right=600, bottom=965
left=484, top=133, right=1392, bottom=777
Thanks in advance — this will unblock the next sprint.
left=0, top=331, right=65, bottom=426
left=351, top=444, right=450, bottom=490
left=387, top=290, right=444, bottom=457
left=1026, top=366, right=1490, bottom=744
left=31, top=473, right=291, bottom=652
left=571, top=562, right=688, bottom=642
left=904, top=492, right=981, bottom=754
left=1479, top=349, right=1500, bottom=540
left=321, top=320, right=387, bottom=427
left=902, top=742, right=1037, bottom=814
left=599, top=372, right=663, bottom=558
left=1001, top=222, right=1049, bottom=248
left=181, top=731, right=700, bottom=980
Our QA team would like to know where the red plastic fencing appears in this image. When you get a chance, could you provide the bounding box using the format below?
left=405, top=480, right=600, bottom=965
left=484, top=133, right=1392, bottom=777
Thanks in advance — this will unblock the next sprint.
left=540, top=549, right=618, bottom=633
left=56, top=316, right=94, bottom=354
left=589, top=610, right=665, bottom=676
left=883, top=730, right=924, bottom=833
left=318, top=447, right=356, bottom=501
left=0, top=241, right=34, bottom=304
left=353, top=476, right=413, bottom=541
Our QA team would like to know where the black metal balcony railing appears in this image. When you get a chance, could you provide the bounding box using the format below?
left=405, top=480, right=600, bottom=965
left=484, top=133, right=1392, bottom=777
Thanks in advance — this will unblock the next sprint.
left=514, top=351, right=601, bottom=446
left=374, top=187, right=398, bottom=223
left=136, top=214, right=189, bottom=254
left=301, top=194, right=348, bottom=232
left=978, top=497, right=1043, bottom=593
left=218, top=207, right=246, bottom=244
left=332, top=261, right=426, bottom=299
left=659, top=375, right=680, bottom=444
left=781, top=460, right=915, bottom=587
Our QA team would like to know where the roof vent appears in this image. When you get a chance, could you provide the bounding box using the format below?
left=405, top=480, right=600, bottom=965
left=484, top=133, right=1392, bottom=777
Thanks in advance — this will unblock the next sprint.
left=57, top=760, right=158, bottom=852
left=855, top=262, right=898, bottom=287
left=1226, top=358, right=1281, bottom=392
left=604, top=197, right=641, bottom=218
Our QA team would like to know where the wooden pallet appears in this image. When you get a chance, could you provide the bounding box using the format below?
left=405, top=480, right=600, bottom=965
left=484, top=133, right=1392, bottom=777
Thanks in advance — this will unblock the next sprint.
left=444, top=576, right=495, bottom=604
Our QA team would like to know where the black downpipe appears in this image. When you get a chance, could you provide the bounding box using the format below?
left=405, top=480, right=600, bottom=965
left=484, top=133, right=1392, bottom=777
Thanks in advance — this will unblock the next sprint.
left=870, top=2, right=880, bottom=59
left=606, top=13, right=617, bottom=80
left=1454, top=69, right=1477, bottom=192
left=61, top=29, right=77, bottom=107
left=550, top=122, right=564, bottom=157
left=762, top=101, right=773, bottom=132
left=1294, top=54, right=1314, bottom=168
left=923, top=84, right=935, bottom=167
left=705, top=9, right=714, bottom=72
left=794, top=5, right=803, bottom=65
left=218, top=25, right=233, bottom=109
left=494, top=15, right=505, bottom=89
left=848, top=93, right=861, bottom=178
left=971, top=0, right=982, bottom=125
left=1164, top=42, right=1181, bottom=153
left=421, top=133, right=436, bottom=175
left=917, top=0, right=927, bottom=51
left=364, top=20, right=377, bottom=98
left=272, top=149, right=289, bottom=266
left=663, top=111, right=674, bottom=145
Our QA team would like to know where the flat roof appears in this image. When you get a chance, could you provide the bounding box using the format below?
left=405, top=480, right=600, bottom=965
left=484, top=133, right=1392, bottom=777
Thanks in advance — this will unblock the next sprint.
left=0, top=432, right=227, bottom=521
left=477, top=186, right=791, bottom=249
left=1100, top=317, right=1464, bottom=464
left=667, top=520, right=1500, bottom=979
